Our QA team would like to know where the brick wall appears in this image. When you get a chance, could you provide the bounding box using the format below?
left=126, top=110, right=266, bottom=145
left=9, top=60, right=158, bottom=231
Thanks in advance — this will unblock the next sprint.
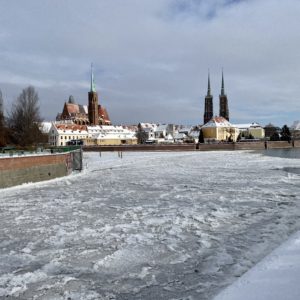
left=0, top=153, right=72, bottom=189
left=83, top=141, right=300, bottom=152
left=83, top=144, right=196, bottom=152
left=267, top=141, right=293, bottom=149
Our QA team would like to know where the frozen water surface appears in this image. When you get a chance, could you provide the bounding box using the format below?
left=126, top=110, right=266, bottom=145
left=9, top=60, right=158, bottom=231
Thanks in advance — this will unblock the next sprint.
left=1, top=150, right=300, bottom=300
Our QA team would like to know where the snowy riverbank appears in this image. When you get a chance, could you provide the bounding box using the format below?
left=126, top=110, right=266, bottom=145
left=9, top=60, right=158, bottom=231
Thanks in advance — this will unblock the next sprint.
left=214, top=230, right=300, bottom=300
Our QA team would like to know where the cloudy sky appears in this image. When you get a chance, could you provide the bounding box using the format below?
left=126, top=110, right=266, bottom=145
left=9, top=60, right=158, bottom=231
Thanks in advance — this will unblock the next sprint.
left=0, top=0, right=300, bottom=126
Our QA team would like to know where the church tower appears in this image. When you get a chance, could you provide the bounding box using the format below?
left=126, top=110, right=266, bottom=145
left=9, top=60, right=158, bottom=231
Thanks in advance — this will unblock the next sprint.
left=219, top=71, right=229, bottom=121
left=203, top=71, right=213, bottom=124
left=88, top=64, right=99, bottom=125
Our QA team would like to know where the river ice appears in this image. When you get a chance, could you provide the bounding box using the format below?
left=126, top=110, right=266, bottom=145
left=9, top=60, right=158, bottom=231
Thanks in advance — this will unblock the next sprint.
left=1, top=150, right=300, bottom=300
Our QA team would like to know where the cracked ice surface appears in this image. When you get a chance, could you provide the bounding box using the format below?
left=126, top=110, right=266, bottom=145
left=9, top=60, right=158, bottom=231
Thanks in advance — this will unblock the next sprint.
left=1, top=151, right=300, bottom=300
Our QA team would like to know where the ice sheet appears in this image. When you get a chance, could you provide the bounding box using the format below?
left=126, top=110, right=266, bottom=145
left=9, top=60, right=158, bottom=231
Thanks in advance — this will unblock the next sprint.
left=1, top=151, right=300, bottom=299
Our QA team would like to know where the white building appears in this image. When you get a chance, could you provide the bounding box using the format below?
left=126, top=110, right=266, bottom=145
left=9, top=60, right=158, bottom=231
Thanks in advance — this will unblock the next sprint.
left=85, top=125, right=137, bottom=145
left=234, top=123, right=265, bottom=139
left=138, top=123, right=158, bottom=141
left=48, top=122, right=89, bottom=146
left=138, top=123, right=200, bottom=144
left=154, top=124, right=176, bottom=143
left=48, top=123, right=137, bottom=146
left=173, top=132, right=187, bottom=143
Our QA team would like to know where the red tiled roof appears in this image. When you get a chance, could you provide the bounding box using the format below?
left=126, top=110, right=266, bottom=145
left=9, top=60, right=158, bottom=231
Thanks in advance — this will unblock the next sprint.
left=99, top=105, right=111, bottom=123
left=56, top=124, right=87, bottom=131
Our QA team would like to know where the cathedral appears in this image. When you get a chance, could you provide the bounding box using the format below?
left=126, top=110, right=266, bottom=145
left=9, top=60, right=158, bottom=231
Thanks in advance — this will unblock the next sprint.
left=201, top=71, right=238, bottom=142
left=57, top=65, right=111, bottom=125
left=203, top=71, right=229, bottom=124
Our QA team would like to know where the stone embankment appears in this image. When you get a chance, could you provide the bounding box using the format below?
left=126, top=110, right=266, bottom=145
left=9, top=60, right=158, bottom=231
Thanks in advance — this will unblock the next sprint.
left=0, top=150, right=82, bottom=189
left=83, top=140, right=300, bottom=152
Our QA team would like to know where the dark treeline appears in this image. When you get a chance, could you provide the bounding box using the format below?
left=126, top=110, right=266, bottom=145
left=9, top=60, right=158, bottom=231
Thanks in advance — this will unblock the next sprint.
left=0, top=86, right=47, bottom=148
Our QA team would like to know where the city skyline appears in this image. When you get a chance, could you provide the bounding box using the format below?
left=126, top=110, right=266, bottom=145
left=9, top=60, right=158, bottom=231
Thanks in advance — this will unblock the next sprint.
left=1, top=0, right=300, bottom=126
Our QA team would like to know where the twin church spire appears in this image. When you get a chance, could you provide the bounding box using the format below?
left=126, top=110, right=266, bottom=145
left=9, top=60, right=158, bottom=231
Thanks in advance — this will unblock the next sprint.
left=90, top=65, right=229, bottom=126
left=203, top=70, right=229, bottom=124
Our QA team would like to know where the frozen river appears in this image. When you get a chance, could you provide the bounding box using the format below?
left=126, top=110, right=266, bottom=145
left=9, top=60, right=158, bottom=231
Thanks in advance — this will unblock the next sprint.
left=1, top=150, right=300, bottom=300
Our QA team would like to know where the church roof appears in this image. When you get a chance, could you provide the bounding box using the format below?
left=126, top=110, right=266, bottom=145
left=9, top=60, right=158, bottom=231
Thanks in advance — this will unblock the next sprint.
left=64, top=103, right=80, bottom=115
left=98, top=106, right=110, bottom=123
left=202, top=116, right=234, bottom=128
left=79, top=105, right=88, bottom=114
left=63, top=103, right=88, bottom=115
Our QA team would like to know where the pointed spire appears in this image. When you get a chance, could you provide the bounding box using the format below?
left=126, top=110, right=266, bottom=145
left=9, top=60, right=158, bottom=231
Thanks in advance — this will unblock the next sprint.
left=91, top=63, right=96, bottom=92
left=221, top=69, right=225, bottom=96
left=207, top=69, right=211, bottom=96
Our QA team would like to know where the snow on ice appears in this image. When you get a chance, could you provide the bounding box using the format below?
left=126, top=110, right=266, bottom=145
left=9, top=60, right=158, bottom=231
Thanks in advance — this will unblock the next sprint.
left=214, top=230, right=300, bottom=300
left=1, top=151, right=300, bottom=299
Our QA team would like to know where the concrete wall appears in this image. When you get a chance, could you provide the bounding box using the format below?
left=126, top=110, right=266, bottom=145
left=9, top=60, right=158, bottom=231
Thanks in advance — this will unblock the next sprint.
left=0, top=153, right=73, bottom=189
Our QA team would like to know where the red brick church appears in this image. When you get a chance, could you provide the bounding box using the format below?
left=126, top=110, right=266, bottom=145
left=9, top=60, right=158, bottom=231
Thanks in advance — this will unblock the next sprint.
left=56, top=65, right=111, bottom=125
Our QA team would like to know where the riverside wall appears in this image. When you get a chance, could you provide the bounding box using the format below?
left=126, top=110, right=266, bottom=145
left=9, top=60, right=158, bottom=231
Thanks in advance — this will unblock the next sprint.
left=0, top=153, right=74, bottom=189
left=83, top=140, right=300, bottom=152
left=83, top=144, right=196, bottom=152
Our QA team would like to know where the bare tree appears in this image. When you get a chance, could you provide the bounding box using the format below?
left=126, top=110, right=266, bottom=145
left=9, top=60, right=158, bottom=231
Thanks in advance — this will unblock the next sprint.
left=8, top=86, right=43, bottom=147
left=0, top=89, right=3, bottom=115
left=0, top=89, right=6, bottom=146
